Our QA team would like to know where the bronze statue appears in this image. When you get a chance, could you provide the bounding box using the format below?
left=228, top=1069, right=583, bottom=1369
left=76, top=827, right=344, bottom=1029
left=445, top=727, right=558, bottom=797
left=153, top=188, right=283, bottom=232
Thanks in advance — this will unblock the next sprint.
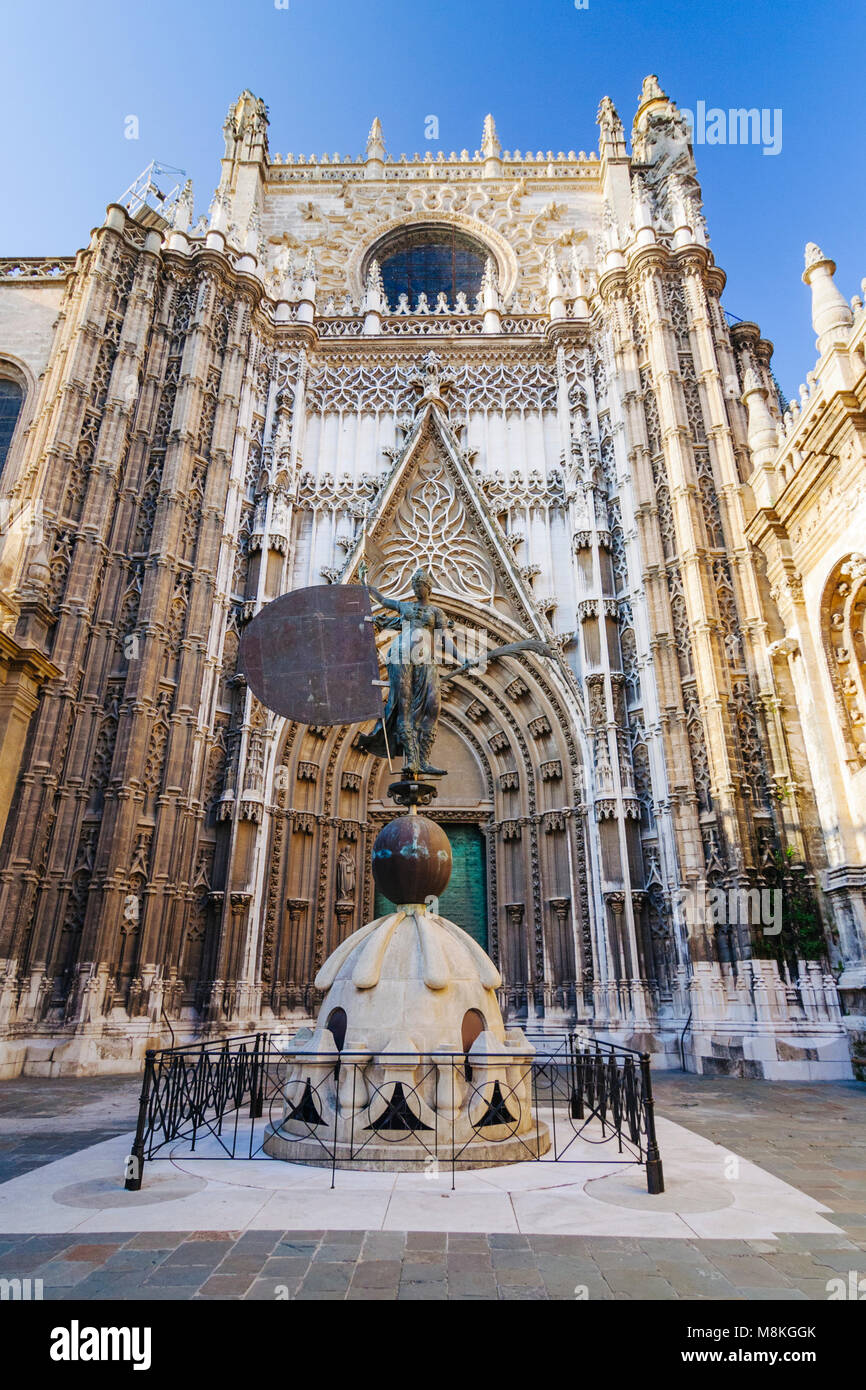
left=356, top=564, right=459, bottom=776
left=239, top=568, right=554, bottom=785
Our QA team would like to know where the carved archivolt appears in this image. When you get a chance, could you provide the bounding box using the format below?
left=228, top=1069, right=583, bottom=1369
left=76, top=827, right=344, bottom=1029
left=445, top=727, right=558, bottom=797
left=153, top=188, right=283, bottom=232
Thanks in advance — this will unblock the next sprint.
left=823, top=554, right=866, bottom=764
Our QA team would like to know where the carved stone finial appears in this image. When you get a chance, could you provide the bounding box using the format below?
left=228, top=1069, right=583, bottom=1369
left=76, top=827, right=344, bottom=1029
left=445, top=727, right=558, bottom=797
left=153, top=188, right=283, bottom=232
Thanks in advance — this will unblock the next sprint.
left=362, top=257, right=386, bottom=316
left=803, top=242, right=853, bottom=353
left=631, top=174, right=655, bottom=236
left=742, top=367, right=779, bottom=464
left=366, top=117, right=386, bottom=163
left=602, top=200, right=623, bottom=256
left=478, top=256, right=502, bottom=327
left=482, top=114, right=500, bottom=159
left=639, top=74, right=667, bottom=105
left=170, top=179, right=194, bottom=232
left=597, top=96, right=625, bottom=141
left=480, top=114, right=501, bottom=177
left=407, top=350, right=455, bottom=415
left=741, top=365, right=762, bottom=397
left=294, top=248, right=317, bottom=304
left=223, top=90, right=269, bottom=163
left=208, top=186, right=231, bottom=234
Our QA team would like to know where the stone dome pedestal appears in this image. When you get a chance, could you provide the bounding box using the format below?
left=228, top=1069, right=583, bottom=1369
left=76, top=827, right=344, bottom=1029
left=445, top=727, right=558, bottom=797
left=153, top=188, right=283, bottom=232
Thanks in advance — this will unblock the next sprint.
left=263, top=809, right=551, bottom=1170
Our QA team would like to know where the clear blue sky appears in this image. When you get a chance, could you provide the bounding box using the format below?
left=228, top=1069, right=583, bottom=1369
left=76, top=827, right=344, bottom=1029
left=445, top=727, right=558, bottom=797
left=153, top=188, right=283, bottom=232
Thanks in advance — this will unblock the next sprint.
left=1, top=0, right=863, bottom=394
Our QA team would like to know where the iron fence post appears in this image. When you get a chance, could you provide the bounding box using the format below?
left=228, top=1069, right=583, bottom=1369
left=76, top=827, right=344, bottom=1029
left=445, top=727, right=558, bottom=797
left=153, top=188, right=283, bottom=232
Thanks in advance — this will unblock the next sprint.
left=330, top=1060, right=340, bottom=1190
left=572, top=1042, right=584, bottom=1119
left=256, top=1031, right=265, bottom=1117
left=451, top=1056, right=456, bottom=1191
left=249, top=1032, right=263, bottom=1119
left=533, top=1058, right=544, bottom=1159
left=125, top=1048, right=156, bottom=1191
left=639, top=1052, right=665, bottom=1194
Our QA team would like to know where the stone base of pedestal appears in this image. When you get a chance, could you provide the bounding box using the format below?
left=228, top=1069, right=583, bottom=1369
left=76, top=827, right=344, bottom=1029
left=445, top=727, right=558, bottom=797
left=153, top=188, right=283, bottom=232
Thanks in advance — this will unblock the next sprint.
left=262, top=1120, right=550, bottom=1171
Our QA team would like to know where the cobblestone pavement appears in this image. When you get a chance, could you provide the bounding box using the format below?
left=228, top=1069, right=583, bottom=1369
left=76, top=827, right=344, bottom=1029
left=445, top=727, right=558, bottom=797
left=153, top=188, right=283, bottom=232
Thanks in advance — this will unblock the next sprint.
left=0, top=1075, right=141, bottom=1183
left=0, top=1071, right=863, bottom=1300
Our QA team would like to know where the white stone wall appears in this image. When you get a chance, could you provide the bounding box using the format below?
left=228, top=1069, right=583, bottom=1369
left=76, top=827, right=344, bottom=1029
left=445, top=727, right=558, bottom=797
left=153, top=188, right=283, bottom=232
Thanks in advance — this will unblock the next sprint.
left=0, top=281, right=66, bottom=389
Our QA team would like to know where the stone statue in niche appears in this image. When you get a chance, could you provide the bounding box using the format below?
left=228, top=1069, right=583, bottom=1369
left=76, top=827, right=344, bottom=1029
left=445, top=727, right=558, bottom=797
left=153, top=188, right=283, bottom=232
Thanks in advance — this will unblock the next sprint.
left=336, top=845, right=356, bottom=903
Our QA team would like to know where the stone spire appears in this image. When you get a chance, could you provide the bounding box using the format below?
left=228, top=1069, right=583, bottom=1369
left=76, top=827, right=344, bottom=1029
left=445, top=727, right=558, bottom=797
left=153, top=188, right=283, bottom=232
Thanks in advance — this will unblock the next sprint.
left=742, top=367, right=780, bottom=469
left=631, top=73, right=695, bottom=175
left=365, top=117, right=386, bottom=177
left=480, top=256, right=502, bottom=333
left=218, top=91, right=269, bottom=247
left=222, top=90, right=269, bottom=164
left=803, top=244, right=853, bottom=355
left=546, top=246, right=566, bottom=321
left=630, top=174, right=656, bottom=246
left=362, top=258, right=387, bottom=333
left=596, top=96, right=627, bottom=160
left=596, top=97, right=630, bottom=234
left=297, top=248, right=318, bottom=324
left=481, top=114, right=501, bottom=178
left=169, top=179, right=194, bottom=232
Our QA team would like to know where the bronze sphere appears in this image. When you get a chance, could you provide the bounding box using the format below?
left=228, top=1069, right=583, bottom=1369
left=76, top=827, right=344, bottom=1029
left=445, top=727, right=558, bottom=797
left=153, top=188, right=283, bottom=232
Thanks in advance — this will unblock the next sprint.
left=372, top=814, right=452, bottom=906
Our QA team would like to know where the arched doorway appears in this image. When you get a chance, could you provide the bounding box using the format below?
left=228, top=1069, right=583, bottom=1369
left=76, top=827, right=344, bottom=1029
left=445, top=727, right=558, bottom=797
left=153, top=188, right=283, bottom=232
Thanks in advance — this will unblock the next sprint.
left=267, top=646, right=591, bottom=1022
left=371, top=722, right=490, bottom=945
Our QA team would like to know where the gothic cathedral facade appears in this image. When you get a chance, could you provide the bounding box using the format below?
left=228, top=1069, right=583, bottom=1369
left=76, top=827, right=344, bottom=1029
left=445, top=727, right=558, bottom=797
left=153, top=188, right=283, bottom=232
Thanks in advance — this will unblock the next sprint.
left=0, top=79, right=863, bottom=1079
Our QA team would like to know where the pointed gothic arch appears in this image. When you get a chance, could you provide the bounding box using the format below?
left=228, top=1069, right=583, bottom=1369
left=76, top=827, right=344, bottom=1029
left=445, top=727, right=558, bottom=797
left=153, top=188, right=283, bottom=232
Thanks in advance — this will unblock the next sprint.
left=252, top=390, right=599, bottom=1021
left=822, top=553, right=866, bottom=767
left=260, top=623, right=593, bottom=1022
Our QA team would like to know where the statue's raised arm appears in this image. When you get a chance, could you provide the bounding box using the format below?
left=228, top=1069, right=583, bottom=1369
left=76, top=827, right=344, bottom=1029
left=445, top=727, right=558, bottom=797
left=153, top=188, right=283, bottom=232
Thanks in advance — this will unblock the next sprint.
left=359, top=561, right=405, bottom=616
left=355, top=566, right=446, bottom=778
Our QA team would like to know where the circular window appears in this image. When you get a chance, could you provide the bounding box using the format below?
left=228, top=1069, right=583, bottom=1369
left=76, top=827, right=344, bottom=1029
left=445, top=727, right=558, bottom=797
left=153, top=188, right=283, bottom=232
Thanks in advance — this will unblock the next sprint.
left=370, top=226, right=490, bottom=310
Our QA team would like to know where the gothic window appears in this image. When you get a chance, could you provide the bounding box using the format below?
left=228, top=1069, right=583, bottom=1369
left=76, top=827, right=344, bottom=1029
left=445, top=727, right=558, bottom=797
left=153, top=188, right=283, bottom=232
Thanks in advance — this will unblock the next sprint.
left=667, top=566, right=693, bottom=678
left=731, top=679, right=771, bottom=808
left=620, top=626, right=641, bottom=706
left=371, top=226, right=488, bottom=309
left=684, top=691, right=713, bottom=813
left=631, top=728, right=654, bottom=829
left=0, top=377, right=24, bottom=472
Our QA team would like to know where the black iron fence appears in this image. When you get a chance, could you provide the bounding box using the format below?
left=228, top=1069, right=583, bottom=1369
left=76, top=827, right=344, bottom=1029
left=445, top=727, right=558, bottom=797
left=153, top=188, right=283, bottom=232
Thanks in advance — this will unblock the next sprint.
left=124, top=1032, right=663, bottom=1194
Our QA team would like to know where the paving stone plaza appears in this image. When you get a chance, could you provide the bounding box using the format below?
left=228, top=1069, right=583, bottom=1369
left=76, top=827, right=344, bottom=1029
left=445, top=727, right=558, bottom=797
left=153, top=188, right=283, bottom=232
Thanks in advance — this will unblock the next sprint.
left=1, top=1071, right=863, bottom=1302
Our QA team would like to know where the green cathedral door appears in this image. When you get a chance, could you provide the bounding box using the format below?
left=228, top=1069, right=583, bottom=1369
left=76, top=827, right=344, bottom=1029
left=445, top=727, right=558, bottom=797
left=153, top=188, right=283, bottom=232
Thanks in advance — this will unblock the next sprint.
left=374, top=823, right=488, bottom=952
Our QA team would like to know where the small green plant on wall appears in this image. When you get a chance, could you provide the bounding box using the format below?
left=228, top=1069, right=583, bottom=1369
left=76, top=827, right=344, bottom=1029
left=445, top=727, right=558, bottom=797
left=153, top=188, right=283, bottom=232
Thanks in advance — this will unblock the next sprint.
left=751, top=847, right=825, bottom=969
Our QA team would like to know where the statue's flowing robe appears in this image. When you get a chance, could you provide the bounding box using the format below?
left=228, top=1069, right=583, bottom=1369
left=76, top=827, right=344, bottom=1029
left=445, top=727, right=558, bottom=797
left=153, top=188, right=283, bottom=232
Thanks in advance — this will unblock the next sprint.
left=356, top=602, right=445, bottom=762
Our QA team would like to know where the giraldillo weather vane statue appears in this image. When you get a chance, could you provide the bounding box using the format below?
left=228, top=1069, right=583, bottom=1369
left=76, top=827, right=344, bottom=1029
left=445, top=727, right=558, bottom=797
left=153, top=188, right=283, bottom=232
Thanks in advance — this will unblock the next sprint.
left=236, top=572, right=556, bottom=1169
left=354, top=561, right=456, bottom=778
